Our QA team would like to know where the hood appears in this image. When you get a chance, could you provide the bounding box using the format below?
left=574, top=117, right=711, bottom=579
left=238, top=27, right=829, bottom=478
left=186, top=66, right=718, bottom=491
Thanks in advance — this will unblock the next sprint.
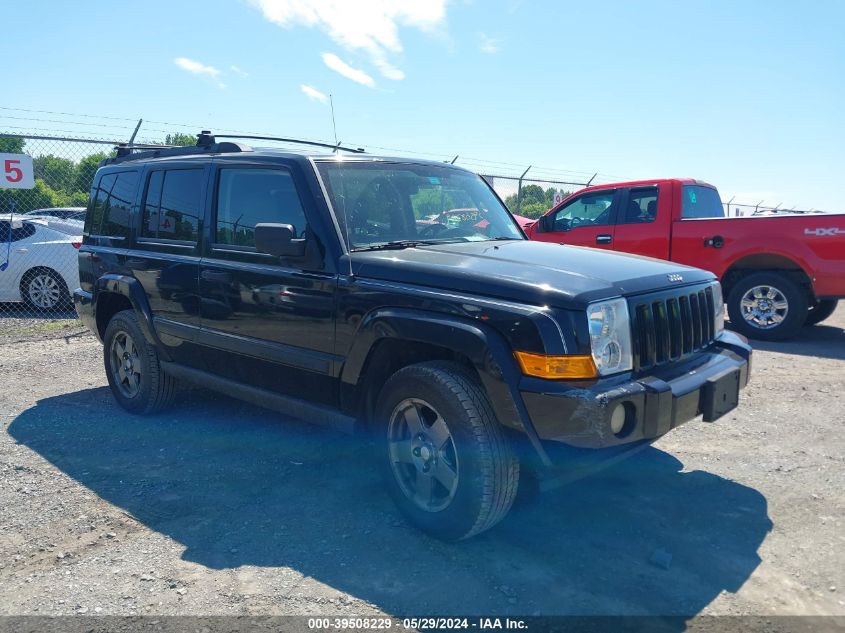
left=349, top=239, right=714, bottom=309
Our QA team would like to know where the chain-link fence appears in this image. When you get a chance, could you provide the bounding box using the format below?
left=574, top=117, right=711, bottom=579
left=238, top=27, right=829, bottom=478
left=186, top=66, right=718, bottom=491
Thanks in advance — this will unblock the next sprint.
left=0, top=134, right=144, bottom=322
left=0, top=130, right=831, bottom=329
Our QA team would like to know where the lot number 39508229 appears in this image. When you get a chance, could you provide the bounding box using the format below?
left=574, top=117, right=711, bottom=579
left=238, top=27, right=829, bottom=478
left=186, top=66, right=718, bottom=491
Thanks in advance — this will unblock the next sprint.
left=0, top=154, right=35, bottom=190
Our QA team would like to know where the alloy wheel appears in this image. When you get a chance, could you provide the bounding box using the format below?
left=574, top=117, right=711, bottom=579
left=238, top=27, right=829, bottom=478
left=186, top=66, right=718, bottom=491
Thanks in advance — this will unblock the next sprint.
left=740, top=285, right=789, bottom=329
left=387, top=398, right=459, bottom=512
left=110, top=332, right=142, bottom=398
left=27, top=273, right=62, bottom=309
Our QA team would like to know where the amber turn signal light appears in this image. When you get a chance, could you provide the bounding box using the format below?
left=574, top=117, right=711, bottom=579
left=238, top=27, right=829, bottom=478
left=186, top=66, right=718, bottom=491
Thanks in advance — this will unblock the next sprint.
left=514, top=351, right=598, bottom=379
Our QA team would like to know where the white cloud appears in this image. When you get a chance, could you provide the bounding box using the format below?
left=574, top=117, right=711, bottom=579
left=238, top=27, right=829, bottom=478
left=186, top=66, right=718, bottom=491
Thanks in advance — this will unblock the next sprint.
left=173, top=57, right=226, bottom=88
left=479, top=33, right=501, bottom=54
left=300, top=84, right=329, bottom=103
left=250, top=0, right=447, bottom=81
left=321, top=52, right=375, bottom=88
left=230, top=65, right=249, bottom=78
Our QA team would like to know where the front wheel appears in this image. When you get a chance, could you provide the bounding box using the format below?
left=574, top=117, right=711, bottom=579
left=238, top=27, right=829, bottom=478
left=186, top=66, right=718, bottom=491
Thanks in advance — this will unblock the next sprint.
left=376, top=361, right=519, bottom=540
left=726, top=272, right=808, bottom=341
left=805, top=299, right=838, bottom=326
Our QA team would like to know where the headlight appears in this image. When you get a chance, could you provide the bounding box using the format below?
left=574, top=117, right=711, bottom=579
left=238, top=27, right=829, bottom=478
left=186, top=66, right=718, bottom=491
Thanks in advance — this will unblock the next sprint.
left=587, top=298, right=633, bottom=376
left=711, top=281, right=725, bottom=333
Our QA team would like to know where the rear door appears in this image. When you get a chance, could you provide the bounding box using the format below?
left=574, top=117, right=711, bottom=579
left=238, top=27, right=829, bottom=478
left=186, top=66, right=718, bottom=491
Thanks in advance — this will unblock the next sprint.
left=531, top=189, right=619, bottom=249
left=127, top=163, right=208, bottom=367
left=610, top=185, right=670, bottom=260
left=197, top=161, right=338, bottom=406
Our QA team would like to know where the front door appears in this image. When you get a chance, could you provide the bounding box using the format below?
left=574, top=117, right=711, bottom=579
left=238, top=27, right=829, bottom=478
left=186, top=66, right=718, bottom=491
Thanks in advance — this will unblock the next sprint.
left=532, top=189, right=619, bottom=249
left=198, top=163, right=338, bottom=406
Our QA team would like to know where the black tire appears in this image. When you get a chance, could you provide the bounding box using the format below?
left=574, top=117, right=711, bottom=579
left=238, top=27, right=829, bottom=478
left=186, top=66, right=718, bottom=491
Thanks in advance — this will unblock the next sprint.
left=20, top=268, right=71, bottom=312
left=726, top=272, right=808, bottom=341
left=805, top=299, right=838, bottom=327
left=376, top=361, right=519, bottom=540
left=103, top=309, right=177, bottom=414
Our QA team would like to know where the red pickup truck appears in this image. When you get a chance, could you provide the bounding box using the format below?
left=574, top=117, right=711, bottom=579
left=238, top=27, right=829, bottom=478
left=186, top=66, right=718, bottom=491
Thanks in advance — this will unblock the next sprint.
left=524, top=178, right=845, bottom=340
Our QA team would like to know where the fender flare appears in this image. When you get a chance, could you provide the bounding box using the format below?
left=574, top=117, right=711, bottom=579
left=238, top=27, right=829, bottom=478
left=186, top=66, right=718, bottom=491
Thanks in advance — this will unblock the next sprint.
left=341, top=307, right=551, bottom=465
left=94, top=274, right=172, bottom=362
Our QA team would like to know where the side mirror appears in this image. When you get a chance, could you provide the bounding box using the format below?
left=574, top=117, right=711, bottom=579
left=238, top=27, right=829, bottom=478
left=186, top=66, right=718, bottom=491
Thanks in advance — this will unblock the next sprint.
left=539, top=214, right=555, bottom=232
left=254, top=223, right=307, bottom=258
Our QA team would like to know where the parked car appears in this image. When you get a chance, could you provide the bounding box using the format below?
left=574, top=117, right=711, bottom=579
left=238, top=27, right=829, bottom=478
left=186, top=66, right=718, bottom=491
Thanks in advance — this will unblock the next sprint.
left=18, top=212, right=84, bottom=236
left=75, top=134, right=751, bottom=540
left=525, top=178, right=845, bottom=340
left=0, top=215, right=81, bottom=310
left=22, top=207, right=86, bottom=221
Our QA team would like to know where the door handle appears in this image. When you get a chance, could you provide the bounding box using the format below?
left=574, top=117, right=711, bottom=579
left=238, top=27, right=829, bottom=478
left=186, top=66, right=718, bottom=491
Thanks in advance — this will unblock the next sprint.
left=125, top=258, right=148, bottom=269
left=14, top=248, right=28, bottom=253
left=596, top=234, right=613, bottom=245
left=201, top=270, right=232, bottom=283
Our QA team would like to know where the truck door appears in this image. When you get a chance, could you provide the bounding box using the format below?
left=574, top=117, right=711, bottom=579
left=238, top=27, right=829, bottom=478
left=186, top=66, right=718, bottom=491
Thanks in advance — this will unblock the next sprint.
left=531, top=189, right=619, bottom=249
left=197, top=162, right=338, bottom=406
left=611, top=185, right=670, bottom=260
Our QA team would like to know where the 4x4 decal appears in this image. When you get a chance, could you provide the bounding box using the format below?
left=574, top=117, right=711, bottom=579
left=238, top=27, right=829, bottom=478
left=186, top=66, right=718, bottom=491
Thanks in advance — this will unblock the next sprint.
left=804, top=227, right=845, bottom=237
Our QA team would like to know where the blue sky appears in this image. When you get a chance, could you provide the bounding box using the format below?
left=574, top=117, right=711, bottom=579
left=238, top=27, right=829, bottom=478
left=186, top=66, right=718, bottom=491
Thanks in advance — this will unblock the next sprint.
left=3, top=0, right=844, bottom=211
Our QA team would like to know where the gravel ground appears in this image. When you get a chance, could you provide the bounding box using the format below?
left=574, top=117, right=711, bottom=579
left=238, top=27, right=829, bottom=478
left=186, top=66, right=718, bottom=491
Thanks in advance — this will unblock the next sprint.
left=0, top=308, right=843, bottom=619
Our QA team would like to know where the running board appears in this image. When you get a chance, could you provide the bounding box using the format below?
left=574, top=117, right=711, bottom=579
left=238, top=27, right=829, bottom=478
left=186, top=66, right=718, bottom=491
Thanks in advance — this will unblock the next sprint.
left=161, top=362, right=356, bottom=435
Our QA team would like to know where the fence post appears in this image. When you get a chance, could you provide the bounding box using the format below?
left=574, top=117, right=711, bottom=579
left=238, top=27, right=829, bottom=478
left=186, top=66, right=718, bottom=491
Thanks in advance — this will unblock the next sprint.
left=516, top=165, right=531, bottom=214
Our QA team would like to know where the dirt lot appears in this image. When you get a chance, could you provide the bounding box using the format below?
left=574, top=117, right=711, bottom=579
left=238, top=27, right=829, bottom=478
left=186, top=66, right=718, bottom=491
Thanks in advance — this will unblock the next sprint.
left=0, top=307, right=843, bottom=620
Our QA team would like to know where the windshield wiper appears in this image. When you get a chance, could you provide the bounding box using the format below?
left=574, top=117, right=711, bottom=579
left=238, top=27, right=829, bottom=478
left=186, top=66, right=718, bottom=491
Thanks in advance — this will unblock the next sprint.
left=351, top=240, right=435, bottom=252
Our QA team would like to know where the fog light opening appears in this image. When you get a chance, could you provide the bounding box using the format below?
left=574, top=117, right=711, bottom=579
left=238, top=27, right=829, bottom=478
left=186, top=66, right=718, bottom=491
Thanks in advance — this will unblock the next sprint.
left=610, top=402, right=636, bottom=438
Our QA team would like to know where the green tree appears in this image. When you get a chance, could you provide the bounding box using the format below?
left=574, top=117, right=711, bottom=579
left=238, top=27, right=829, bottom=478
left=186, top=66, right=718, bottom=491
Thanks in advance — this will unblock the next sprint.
left=519, top=202, right=550, bottom=219
left=165, top=133, right=197, bottom=146
left=73, top=152, right=108, bottom=194
left=33, top=155, right=77, bottom=192
left=0, top=137, right=25, bottom=153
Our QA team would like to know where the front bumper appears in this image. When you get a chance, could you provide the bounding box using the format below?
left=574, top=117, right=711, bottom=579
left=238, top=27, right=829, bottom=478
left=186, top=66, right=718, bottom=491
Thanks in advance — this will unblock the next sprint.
left=520, top=330, right=751, bottom=449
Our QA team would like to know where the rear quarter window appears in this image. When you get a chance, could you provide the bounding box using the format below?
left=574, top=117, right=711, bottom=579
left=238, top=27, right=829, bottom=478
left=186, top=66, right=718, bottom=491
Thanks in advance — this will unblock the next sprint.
left=85, top=170, right=139, bottom=238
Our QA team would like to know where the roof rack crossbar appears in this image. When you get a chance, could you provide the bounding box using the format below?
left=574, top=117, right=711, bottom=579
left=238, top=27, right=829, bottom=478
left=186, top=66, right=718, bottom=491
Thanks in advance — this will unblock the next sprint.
left=212, top=134, right=365, bottom=154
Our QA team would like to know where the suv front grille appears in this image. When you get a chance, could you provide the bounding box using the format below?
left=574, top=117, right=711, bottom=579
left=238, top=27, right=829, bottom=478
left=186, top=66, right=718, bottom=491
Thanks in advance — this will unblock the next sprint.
left=631, top=285, right=716, bottom=371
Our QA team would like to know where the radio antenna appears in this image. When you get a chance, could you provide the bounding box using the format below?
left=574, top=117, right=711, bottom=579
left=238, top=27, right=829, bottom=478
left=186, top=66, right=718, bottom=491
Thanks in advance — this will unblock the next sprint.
left=329, top=94, right=339, bottom=152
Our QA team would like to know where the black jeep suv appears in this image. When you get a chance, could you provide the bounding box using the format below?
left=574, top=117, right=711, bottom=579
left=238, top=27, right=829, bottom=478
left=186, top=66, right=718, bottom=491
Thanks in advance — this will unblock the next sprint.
left=74, top=133, right=751, bottom=540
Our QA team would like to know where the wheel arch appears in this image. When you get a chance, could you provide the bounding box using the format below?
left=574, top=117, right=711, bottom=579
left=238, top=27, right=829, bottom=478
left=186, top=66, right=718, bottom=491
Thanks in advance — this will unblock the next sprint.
left=340, top=307, right=551, bottom=465
left=721, top=253, right=813, bottom=298
left=93, top=274, right=171, bottom=361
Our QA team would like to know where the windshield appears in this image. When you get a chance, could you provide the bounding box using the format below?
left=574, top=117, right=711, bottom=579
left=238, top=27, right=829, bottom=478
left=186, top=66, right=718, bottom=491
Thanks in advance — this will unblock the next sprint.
left=316, top=161, right=524, bottom=250
left=682, top=185, right=725, bottom=219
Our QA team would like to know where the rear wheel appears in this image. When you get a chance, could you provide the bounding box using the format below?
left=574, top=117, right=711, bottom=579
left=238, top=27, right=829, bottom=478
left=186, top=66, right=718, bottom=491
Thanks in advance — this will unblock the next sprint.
left=20, top=268, right=70, bottom=312
left=103, top=310, right=177, bottom=414
left=805, top=299, right=838, bottom=326
left=726, top=272, right=808, bottom=341
left=376, top=361, right=519, bottom=540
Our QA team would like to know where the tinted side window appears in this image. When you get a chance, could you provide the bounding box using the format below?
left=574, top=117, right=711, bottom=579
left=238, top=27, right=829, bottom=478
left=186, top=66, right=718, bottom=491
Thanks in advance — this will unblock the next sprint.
left=86, top=173, right=115, bottom=236
left=0, top=221, right=37, bottom=243
left=102, top=171, right=137, bottom=237
left=620, top=187, right=658, bottom=224
left=85, top=171, right=138, bottom=238
left=552, top=191, right=615, bottom=230
left=141, top=169, right=203, bottom=242
left=215, top=168, right=308, bottom=247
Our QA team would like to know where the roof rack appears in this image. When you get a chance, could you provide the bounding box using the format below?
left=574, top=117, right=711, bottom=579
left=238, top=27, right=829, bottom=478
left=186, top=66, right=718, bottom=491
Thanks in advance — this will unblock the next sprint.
left=102, top=130, right=365, bottom=166
left=212, top=134, right=365, bottom=154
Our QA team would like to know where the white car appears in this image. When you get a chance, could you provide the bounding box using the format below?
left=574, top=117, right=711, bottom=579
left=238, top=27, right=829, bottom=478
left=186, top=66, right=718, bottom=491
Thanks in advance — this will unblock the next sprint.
left=0, top=215, right=81, bottom=311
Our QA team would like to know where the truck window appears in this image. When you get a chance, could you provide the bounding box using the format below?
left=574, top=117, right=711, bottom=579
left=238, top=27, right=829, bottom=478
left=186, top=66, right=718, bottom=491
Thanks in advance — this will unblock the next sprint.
left=85, top=171, right=138, bottom=238
left=551, top=191, right=615, bottom=231
left=215, top=168, right=309, bottom=246
left=620, top=187, right=658, bottom=224
left=682, top=185, right=724, bottom=219
left=141, top=169, right=203, bottom=242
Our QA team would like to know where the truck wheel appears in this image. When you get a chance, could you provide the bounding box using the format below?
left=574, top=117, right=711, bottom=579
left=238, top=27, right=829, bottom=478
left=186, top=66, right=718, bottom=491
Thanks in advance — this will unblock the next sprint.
left=805, top=299, right=838, bottom=326
left=103, top=310, right=177, bottom=414
left=726, top=272, right=808, bottom=341
left=376, top=361, right=519, bottom=540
